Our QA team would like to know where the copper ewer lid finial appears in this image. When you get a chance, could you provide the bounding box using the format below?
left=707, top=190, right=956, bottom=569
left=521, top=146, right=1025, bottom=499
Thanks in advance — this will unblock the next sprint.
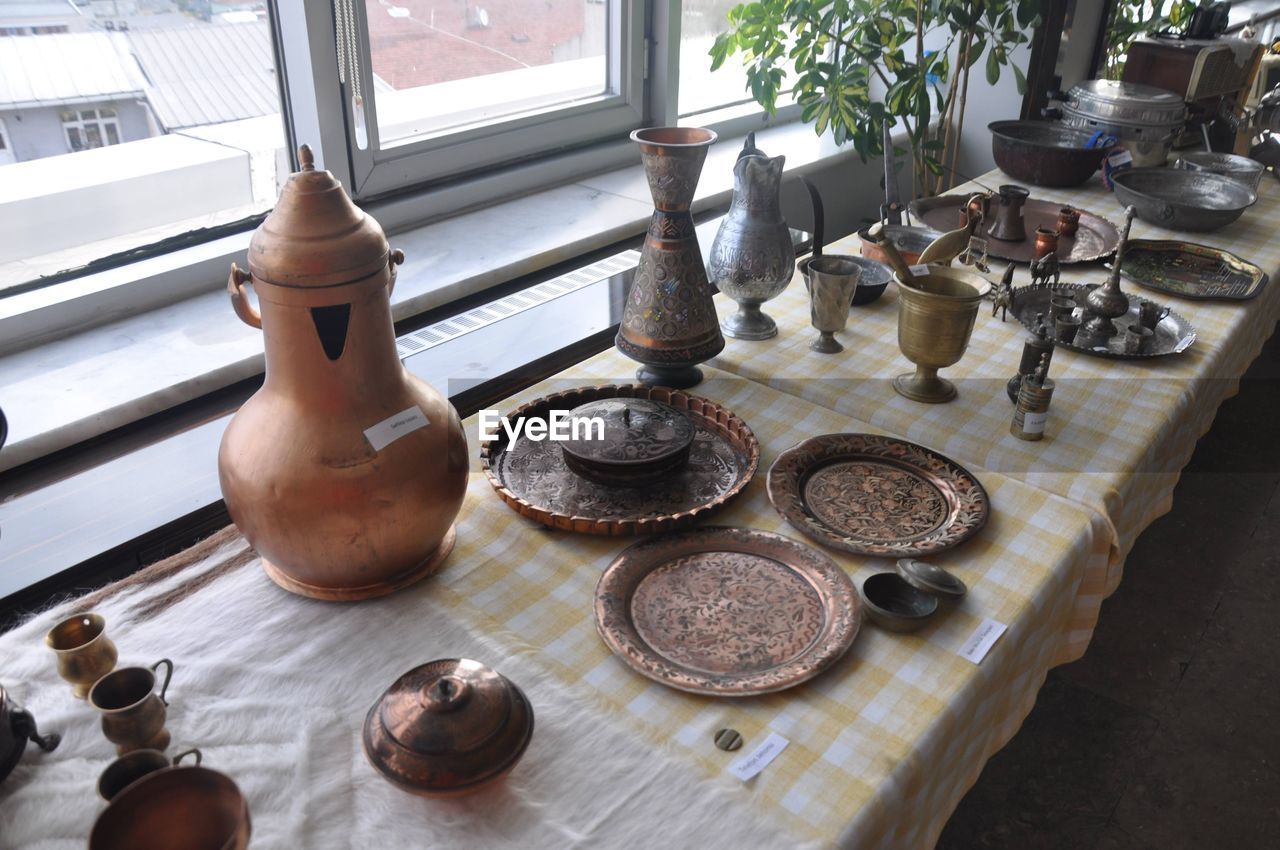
left=246, top=145, right=389, bottom=289
left=363, top=659, right=534, bottom=796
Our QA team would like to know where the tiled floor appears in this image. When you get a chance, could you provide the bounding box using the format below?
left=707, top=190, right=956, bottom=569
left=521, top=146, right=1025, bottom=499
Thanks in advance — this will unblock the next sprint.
left=936, top=329, right=1280, bottom=849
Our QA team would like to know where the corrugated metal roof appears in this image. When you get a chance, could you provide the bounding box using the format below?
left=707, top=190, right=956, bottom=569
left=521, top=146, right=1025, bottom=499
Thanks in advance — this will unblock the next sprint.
left=0, top=31, right=143, bottom=109
left=126, top=22, right=278, bottom=131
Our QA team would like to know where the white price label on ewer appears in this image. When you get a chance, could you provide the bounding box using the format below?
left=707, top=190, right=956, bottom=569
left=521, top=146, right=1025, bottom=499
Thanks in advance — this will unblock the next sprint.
left=728, top=732, right=790, bottom=781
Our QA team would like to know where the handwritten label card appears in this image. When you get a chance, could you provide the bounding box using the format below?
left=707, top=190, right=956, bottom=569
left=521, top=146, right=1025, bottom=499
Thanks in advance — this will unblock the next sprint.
left=958, top=618, right=1008, bottom=664
left=728, top=732, right=790, bottom=781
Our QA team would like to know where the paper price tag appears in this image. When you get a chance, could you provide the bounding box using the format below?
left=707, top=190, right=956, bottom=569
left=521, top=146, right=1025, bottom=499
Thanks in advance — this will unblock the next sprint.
left=1108, top=150, right=1133, bottom=167
left=1022, top=411, right=1048, bottom=435
left=908, top=263, right=930, bottom=277
left=958, top=618, right=1008, bottom=664
left=727, top=732, right=789, bottom=782
left=1174, top=335, right=1194, bottom=353
left=364, top=406, right=430, bottom=452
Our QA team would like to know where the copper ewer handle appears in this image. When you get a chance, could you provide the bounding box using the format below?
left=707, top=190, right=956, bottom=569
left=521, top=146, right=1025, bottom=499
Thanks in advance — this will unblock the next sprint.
left=387, top=248, right=405, bottom=297
left=227, top=264, right=262, bottom=329
left=150, top=658, right=174, bottom=706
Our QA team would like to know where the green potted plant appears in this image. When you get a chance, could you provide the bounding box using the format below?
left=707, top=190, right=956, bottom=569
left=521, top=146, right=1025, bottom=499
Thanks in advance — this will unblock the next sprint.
left=710, top=0, right=1042, bottom=197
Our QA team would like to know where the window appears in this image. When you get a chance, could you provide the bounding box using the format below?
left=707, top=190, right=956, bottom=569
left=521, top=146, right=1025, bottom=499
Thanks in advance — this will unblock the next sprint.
left=3, top=2, right=784, bottom=304
left=61, top=108, right=123, bottom=153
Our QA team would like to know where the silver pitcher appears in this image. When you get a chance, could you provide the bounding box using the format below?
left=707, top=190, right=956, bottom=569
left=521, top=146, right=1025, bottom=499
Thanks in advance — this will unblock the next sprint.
left=708, top=134, right=796, bottom=340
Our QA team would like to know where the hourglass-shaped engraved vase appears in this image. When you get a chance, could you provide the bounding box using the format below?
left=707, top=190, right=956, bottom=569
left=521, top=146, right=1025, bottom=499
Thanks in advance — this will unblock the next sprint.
left=615, top=127, right=725, bottom=388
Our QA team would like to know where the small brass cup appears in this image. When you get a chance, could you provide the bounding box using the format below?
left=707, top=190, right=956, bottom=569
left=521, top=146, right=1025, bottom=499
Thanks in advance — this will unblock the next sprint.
left=90, top=764, right=251, bottom=850
left=88, top=659, right=174, bottom=755
left=893, top=267, right=983, bottom=403
left=46, top=613, right=118, bottom=699
left=805, top=256, right=861, bottom=353
left=98, top=747, right=201, bottom=801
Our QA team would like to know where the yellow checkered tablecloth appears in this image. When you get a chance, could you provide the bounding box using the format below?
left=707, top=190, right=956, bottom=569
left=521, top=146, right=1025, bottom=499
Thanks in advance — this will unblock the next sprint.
left=449, top=349, right=1112, bottom=848
left=702, top=170, right=1280, bottom=657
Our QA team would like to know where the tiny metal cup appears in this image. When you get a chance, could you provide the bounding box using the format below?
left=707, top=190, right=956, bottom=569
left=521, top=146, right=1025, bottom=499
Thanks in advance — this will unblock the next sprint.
left=805, top=256, right=861, bottom=354
left=1058, top=206, right=1080, bottom=236
left=1138, top=301, right=1170, bottom=330
left=1055, top=313, right=1082, bottom=344
left=88, top=659, right=175, bottom=755
left=98, top=747, right=201, bottom=801
left=1049, top=296, right=1077, bottom=322
left=1124, top=323, right=1154, bottom=354
left=1033, top=226, right=1060, bottom=260
left=46, top=612, right=118, bottom=700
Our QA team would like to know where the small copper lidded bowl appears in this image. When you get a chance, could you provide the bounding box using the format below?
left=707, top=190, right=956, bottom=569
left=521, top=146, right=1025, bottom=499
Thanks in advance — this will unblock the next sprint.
left=860, top=559, right=968, bottom=633
left=363, top=658, right=534, bottom=797
left=559, top=398, right=696, bottom=487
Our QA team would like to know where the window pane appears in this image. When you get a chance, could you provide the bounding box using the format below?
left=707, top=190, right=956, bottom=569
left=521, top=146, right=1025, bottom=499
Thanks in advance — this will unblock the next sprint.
left=364, top=0, right=611, bottom=147
left=679, top=1, right=751, bottom=116
left=1, top=21, right=287, bottom=296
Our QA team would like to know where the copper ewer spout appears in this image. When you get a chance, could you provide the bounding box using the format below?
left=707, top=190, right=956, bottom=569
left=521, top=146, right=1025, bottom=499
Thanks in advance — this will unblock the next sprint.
left=218, top=146, right=468, bottom=601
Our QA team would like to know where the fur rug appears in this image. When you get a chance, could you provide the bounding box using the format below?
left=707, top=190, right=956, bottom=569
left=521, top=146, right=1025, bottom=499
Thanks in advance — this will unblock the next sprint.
left=0, top=529, right=814, bottom=849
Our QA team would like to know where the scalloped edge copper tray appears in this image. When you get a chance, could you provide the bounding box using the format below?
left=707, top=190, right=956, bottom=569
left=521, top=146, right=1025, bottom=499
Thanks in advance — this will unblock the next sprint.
left=1009, top=283, right=1196, bottom=360
left=1119, top=239, right=1269, bottom=302
left=593, top=527, right=861, bottom=696
left=909, top=194, right=1119, bottom=264
left=767, top=433, right=989, bottom=557
left=479, top=385, right=760, bottom=535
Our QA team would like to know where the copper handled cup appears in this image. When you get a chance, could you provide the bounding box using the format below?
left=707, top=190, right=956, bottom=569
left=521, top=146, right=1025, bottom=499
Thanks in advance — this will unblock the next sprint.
left=88, top=659, right=174, bottom=754
left=98, top=747, right=201, bottom=801
left=805, top=256, right=861, bottom=353
left=46, top=613, right=118, bottom=699
left=1058, top=206, right=1080, bottom=236
left=90, top=764, right=251, bottom=850
left=893, top=267, right=983, bottom=403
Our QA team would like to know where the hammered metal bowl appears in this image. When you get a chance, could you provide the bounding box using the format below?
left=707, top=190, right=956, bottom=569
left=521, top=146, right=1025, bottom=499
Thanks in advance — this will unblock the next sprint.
left=1111, top=168, right=1257, bottom=232
left=988, top=120, right=1115, bottom=187
left=1174, top=152, right=1265, bottom=192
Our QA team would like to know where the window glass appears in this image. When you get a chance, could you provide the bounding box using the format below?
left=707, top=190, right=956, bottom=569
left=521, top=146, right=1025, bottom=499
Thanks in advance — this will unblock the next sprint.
left=363, top=0, right=612, bottom=148
left=678, top=0, right=794, bottom=118
left=0, top=12, right=286, bottom=296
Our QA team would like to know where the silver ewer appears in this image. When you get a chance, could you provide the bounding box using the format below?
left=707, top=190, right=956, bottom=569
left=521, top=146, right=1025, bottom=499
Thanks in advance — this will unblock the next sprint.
left=708, top=134, right=796, bottom=340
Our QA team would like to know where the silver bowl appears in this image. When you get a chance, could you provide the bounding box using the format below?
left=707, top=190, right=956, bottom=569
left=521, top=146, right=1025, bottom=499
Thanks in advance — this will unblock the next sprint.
left=1174, top=152, right=1265, bottom=192
left=1111, top=168, right=1257, bottom=232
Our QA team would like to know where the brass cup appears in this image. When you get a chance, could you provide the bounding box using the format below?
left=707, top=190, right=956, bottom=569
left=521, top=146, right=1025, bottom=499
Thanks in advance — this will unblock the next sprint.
left=804, top=256, right=861, bottom=354
left=98, top=747, right=201, bottom=801
left=88, top=659, right=174, bottom=755
left=893, top=267, right=983, bottom=403
left=89, top=764, right=251, bottom=850
left=46, top=613, right=118, bottom=699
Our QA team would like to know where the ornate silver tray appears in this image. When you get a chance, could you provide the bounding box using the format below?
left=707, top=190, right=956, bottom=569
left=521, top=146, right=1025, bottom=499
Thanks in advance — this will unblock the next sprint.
left=480, top=385, right=759, bottom=535
left=593, top=527, right=861, bottom=696
left=767, top=434, right=989, bottom=557
left=1009, top=283, right=1196, bottom=360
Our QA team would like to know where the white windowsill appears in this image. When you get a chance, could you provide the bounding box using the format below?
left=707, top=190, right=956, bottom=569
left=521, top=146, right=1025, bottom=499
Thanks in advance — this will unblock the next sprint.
left=0, top=118, right=863, bottom=474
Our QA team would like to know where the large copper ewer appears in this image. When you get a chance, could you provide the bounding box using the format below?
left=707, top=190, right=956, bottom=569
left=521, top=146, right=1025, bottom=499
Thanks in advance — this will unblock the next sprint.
left=218, top=146, right=468, bottom=601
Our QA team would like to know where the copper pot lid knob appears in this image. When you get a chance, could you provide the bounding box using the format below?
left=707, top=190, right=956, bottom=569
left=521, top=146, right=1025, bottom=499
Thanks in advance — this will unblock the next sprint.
left=363, top=659, right=534, bottom=796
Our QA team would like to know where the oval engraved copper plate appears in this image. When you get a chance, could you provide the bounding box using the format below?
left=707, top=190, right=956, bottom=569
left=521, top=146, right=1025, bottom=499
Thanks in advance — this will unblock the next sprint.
left=480, top=385, right=759, bottom=536
left=767, top=434, right=989, bottom=557
left=594, top=527, right=861, bottom=696
left=909, top=194, right=1120, bottom=265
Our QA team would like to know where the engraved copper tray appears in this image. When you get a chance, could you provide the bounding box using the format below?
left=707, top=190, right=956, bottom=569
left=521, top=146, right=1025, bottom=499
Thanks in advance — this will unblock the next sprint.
left=1009, top=283, right=1196, bottom=360
left=767, top=434, right=989, bottom=557
left=1119, top=239, right=1269, bottom=302
left=480, top=385, right=759, bottom=535
left=594, top=527, right=861, bottom=696
left=909, top=194, right=1120, bottom=264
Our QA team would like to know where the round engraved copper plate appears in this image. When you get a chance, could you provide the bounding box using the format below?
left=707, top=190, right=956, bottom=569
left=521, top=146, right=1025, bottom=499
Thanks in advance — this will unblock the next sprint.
left=480, top=385, right=759, bottom=536
left=594, top=527, right=861, bottom=696
left=767, top=434, right=989, bottom=557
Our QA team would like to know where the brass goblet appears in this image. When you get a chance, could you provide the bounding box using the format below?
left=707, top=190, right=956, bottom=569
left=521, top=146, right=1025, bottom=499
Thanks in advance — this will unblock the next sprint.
left=893, top=266, right=984, bottom=403
left=804, top=256, right=861, bottom=353
left=46, top=613, right=118, bottom=699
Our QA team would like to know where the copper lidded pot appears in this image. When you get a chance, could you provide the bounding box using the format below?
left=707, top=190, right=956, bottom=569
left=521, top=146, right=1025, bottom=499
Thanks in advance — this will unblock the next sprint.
left=219, top=146, right=468, bottom=601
